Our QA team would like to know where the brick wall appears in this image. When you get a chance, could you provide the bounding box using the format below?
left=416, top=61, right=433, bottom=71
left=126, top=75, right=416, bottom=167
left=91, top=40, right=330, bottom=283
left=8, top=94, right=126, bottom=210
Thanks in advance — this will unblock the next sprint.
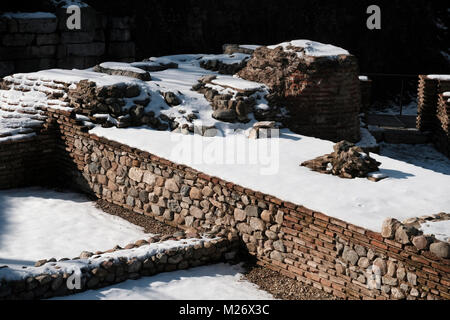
left=0, top=6, right=135, bottom=77
left=417, top=75, right=450, bottom=158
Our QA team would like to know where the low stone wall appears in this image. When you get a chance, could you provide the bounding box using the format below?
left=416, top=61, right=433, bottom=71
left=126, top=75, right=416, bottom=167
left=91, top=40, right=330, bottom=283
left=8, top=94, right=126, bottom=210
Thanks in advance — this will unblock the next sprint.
left=0, top=234, right=238, bottom=300
left=416, top=75, right=450, bottom=158
left=0, top=105, right=449, bottom=300
left=0, top=6, right=135, bottom=77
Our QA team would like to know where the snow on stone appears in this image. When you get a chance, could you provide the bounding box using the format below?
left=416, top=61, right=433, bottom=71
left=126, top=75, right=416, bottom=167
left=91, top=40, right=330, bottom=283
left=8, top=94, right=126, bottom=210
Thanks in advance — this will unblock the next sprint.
left=7, top=69, right=143, bottom=88
left=419, top=220, right=450, bottom=242
left=51, top=263, right=274, bottom=300
left=200, top=53, right=250, bottom=65
left=267, top=39, right=350, bottom=58
left=0, top=187, right=152, bottom=268
left=0, top=90, right=47, bottom=138
left=239, top=44, right=261, bottom=51
left=90, top=125, right=450, bottom=233
left=0, top=222, right=211, bottom=282
left=427, top=74, right=450, bottom=81
left=98, top=62, right=149, bottom=75
left=211, top=76, right=264, bottom=92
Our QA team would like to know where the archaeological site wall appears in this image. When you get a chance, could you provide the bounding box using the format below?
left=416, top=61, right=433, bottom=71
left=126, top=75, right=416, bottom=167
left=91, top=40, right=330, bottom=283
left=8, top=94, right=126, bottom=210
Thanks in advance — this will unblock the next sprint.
left=0, top=6, right=135, bottom=77
left=1, top=104, right=448, bottom=300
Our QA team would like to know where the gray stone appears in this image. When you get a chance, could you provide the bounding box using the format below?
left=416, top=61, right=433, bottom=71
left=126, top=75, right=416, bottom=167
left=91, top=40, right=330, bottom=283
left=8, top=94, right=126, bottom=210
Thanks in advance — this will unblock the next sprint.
left=395, top=225, right=418, bottom=245
left=265, top=230, right=278, bottom=240
left=391, top=287, right=406, bottom=300
left=234, top=208, right=246, bottom=222
left=163, top=91, right=181, bottom=106
left=249, top=217, right=265, bottom=231
left=143, top=172, right=156, bottom=185
left=430, top=242, right=450, bottom=259
left=245, top=205, right=259, bottom=217
left=354, top=244, right=367, bottom=257
left=382, top=276, right=398, bottom=286
left=189, top=206, right=204, bottom=219
left=165, top=179, right=180, bottom=193
left=412, top=235, right=431, bottom=250
left=273, top=240, right=286, bottom=253
left=373, top=258, right=387, bottom=276
left=269, top=250, right=283, bottom=262
left=407, top=272, right=417, bottom=286
left=80, top=251, right=93, bottom=259
left=126, top=196, right=135, bottom=207
left=381, top=218, right=401, bottom=239
left=357, top=257, right=370, bottom=269
left=128, top=167, right=144, bottom=182
left=342, top=247, right=359, bottom=266
left=151, top=204, right=164, bottom=216
left=212, top=109, right=236, bottom=122
left=180, top=185, right=191, bottom=197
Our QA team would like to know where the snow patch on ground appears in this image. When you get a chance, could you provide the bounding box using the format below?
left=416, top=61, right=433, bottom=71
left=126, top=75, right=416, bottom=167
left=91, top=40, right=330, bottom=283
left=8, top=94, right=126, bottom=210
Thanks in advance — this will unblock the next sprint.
left=51, top=263, right=274, bottom=300
left=0, top=187, right=151, bottom=267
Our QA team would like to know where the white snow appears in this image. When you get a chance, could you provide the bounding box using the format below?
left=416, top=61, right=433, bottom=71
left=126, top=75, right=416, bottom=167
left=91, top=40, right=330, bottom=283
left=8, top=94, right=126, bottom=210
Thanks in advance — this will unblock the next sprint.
left=6, top=69, right=143, bottom=88
left=51, top=263, right=274, bottom=300
left=1, top=12, right=56, bottom=19
left=0, top=187, right=151, bottom=267
left=98, top=62, right=149, bottom=75
left=239, top=44, right=261, bottom=51
left=357, top=127, right=378, bottom=148
left=90, top=125, right=450, bottom=233
left=419, top=220, right=450, bottom=242
left=200, top=53, right=250, bottom=65
left=267, top=40, right=349, bottom=58
left=211, top=76, right=264, bottom=92
left=427, top=74, right=450, bottom=81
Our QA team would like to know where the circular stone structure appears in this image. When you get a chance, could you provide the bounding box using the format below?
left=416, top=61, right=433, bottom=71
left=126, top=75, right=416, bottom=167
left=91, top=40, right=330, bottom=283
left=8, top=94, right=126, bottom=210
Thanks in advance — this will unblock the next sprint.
left=238, top=40, right=361, bottom=142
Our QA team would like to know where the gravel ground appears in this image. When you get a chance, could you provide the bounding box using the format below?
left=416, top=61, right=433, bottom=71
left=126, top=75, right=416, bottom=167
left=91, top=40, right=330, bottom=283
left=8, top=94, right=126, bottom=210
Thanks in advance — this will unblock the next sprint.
left=95, top=199, right=178, bottom=236
left=242, top=263, right=339, bottom=300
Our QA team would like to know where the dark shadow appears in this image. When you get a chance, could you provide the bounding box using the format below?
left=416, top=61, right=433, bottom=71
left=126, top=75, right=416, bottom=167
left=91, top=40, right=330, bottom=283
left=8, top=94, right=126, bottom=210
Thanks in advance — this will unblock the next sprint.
left=380, top=143, right=450, bottom=176
left=378, top=168, right=415, bottom=180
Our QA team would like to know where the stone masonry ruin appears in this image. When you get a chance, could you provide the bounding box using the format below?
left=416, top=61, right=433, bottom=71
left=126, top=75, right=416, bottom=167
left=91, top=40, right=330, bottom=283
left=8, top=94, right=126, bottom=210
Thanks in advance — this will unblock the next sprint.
left=0, top=36, right=449, bottom=300
left=238, top=40, right=361, bottom=142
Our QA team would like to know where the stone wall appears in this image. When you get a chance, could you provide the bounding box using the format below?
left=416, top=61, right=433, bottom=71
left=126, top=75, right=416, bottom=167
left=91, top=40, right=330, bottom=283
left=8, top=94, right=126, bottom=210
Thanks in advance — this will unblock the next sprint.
left=0, top=233, right=238, bottom=300
left=0, top=6, right=135, bottom=77
left=416, top=75, right=450, bottom=158
left=0, top=104, right=449, bottom=300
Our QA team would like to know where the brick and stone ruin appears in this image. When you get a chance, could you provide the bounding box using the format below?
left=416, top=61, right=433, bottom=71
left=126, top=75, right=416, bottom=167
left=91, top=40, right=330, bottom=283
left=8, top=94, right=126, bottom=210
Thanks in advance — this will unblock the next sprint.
left=0, top=6, right=449, bottom=300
